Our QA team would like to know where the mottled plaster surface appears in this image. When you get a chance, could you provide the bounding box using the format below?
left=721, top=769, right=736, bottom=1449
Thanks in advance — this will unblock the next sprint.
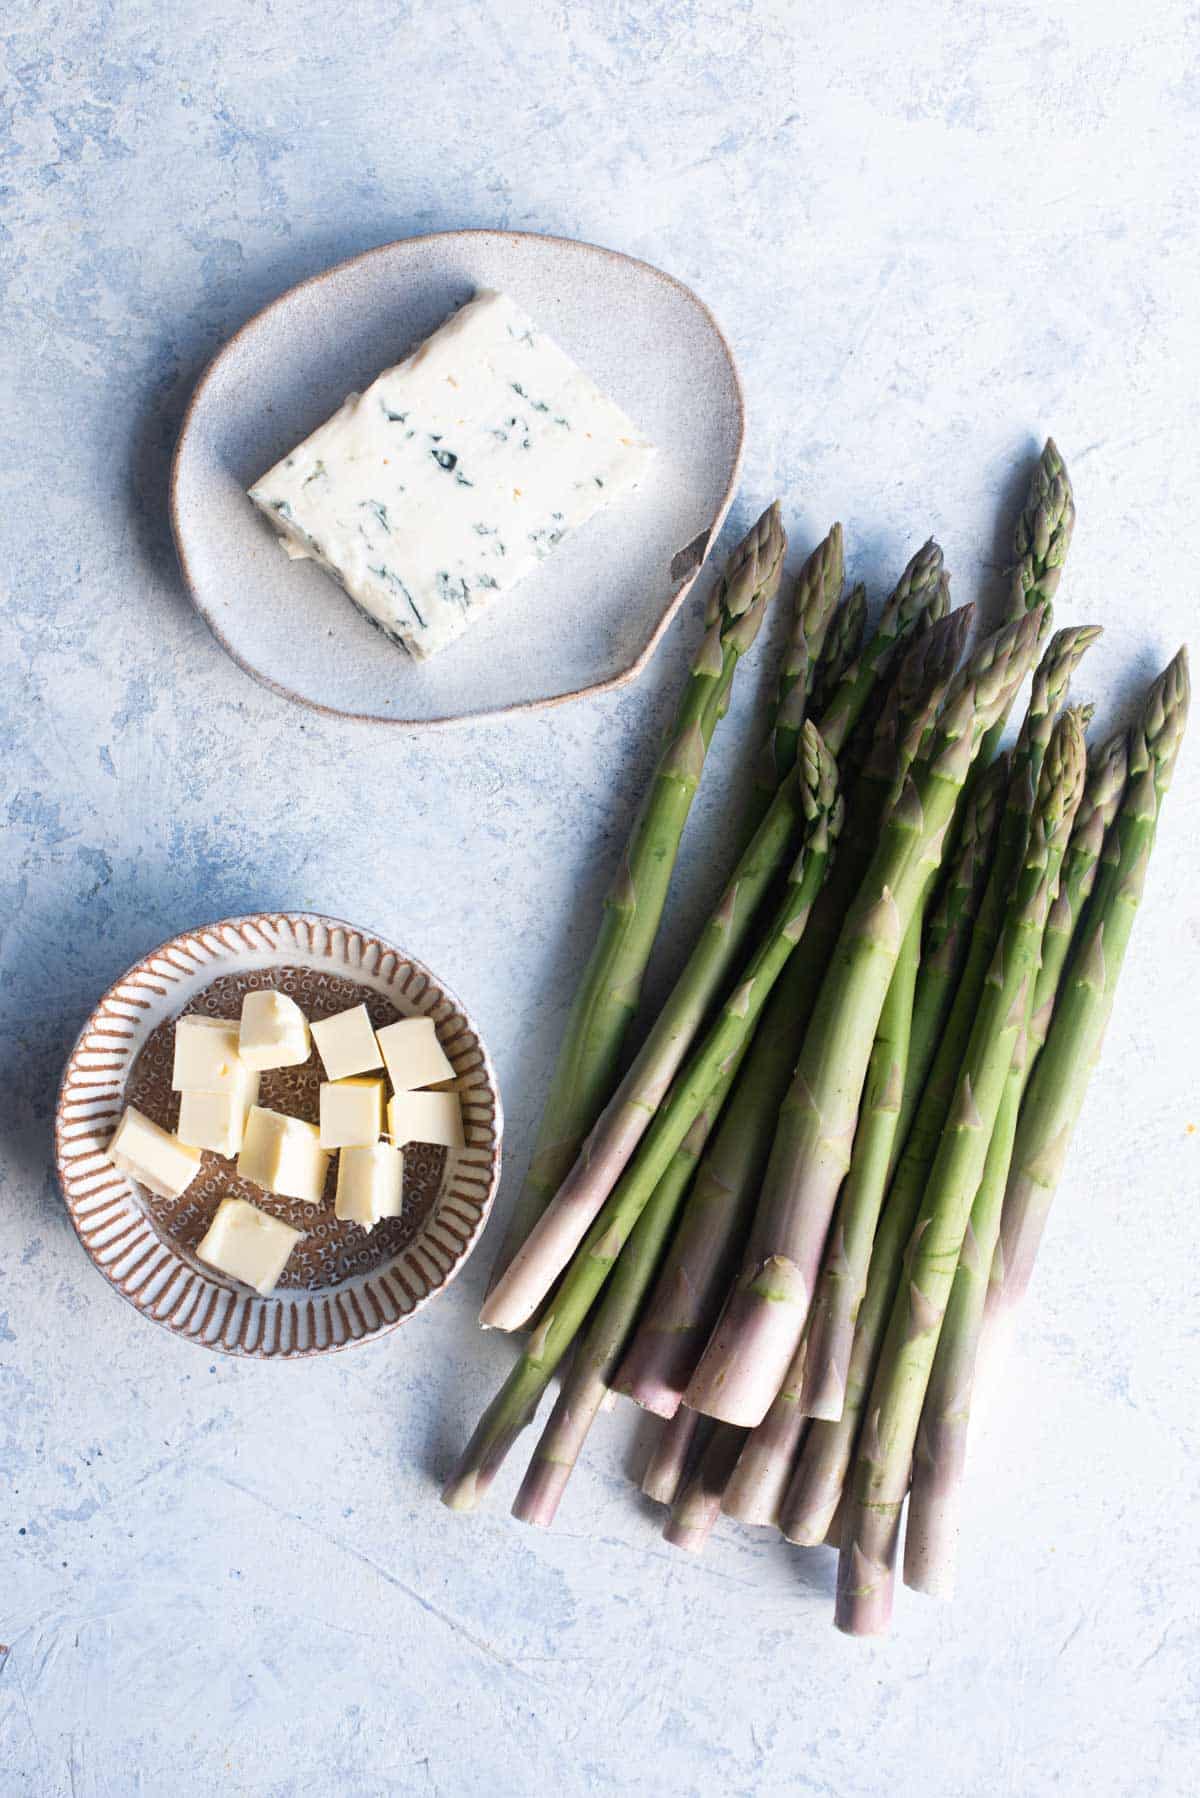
left=1, top=2, right=1197, bottom=1793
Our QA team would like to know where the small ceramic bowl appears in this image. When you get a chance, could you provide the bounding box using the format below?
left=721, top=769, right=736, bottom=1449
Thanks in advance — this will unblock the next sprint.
left=54, top=914, right=502, bottom=1359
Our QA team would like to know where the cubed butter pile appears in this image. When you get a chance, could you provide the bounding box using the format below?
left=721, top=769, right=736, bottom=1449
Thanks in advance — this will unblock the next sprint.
left=104, top=990, right=466, bottom=1295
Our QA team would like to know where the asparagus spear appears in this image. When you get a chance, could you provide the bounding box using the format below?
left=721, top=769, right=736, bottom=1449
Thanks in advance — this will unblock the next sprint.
left=485, top=504, right=786, bottom=1298
left=903, top=708, right=1090, bottom=1597
left=989, top=650, right=1189, bottom=1325
left=797, top=892, right=920, bottom=1421
left=895, top=755, right=1009, bottom=1168
left=616, top=610, right=971, bottom=1419
left=779, top=638, right=1091, bottom=1545
left=443, top=726, right=840, bottom=1513
left=663, top=1423, right=746, bottom=1553
left=835, top=710, right=1087, bottom=1636
left=685, top=607, right=1044, bottom=1428
left=642, top=1406, right=708, bottom=1506
left=808, top=582, right=867, bottom=720
left=972, top=439, right=1077, bottom=777
left=1008, top=437, right=1077, bottom=618
left=1020, top=728, right=1129, bottom=1079
left=511, top=1097, right=731, bottom=1526
left=748, top=526, right=845, bottom=823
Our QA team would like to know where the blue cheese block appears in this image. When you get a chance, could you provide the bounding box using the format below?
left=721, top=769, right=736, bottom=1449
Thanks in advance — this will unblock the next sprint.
left=248, top=289, right=657, bottom=660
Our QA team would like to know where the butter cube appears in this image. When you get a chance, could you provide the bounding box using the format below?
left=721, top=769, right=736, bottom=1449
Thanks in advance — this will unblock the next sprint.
left=238, top=989, right=312, bottom=1071
left=172, top=1015, right=251, bottom=1095
left=319, top=1076, right=385, bottom=1149
left=196, top=1196, right=303, bottom=1295
left=310, top=1004, right=384, bottom=1082
left=376, top=1017, right=455, bottom=1093
left=335, top=1142, right=404, bottom=1229
left=387, top=1090, right=465, bottom=1150
left=109, top=1104, right=202, bottom=1199
left=177, top=1085, right=258, bottom=1158
left=238, top=1106, right=330, bottom=1204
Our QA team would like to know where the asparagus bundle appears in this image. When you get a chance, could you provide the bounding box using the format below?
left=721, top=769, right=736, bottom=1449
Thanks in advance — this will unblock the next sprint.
left=835, top=709, right=1087, bottom=1636
left=447, top=444, right=1188, bottom=1641
left=484, top=543, right=948, bottom=1334
left=718, top=614, right=977, bottom=1520
left=685, top=607, right=1044, bottom=1428
left=485, top=504, right=786, bottom=1296
left=443, top=725, right=840, bottom=1512
left=903, top=720, right=1128, bottom=1596
left=617, top=607, right=969, bottom=1420
left=990, top=649, right=1189, bottom=1321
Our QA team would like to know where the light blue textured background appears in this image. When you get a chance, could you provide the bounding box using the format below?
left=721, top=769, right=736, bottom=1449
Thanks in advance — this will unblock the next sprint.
left=2, top=3, right=1198, bottom=1794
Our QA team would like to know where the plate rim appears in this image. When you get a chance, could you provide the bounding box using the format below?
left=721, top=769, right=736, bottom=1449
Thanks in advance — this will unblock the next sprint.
left=169, top=227, right=746, bottom=729
left=54, top=910, right=504, bottom=1359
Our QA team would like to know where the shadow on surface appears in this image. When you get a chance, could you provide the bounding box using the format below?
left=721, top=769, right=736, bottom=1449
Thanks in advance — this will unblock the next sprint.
left=125, top=209, right=507, bottom=613
left=0, top=853, right=297, bottom=1217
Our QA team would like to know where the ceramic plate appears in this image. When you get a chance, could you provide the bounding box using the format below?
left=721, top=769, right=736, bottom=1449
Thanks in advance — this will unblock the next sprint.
left=170, top=230, right=744, bottom=726
left=54, top=914, right=502, bottom=1358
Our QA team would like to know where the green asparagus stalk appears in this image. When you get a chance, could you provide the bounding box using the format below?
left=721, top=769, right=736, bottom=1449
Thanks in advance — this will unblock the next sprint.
left=903, top=707, right=1090, bottom=1597
left=989, top=651, right=1189, bottom=1324
left=685, top=607, right=1045, bottom=1429
left=663, top=1423, right=746, bottom=1553
left=971, top=439, right=1077, bottom=778
left=485, top=504, right=786, bottom=1299
left=748, top=526, right=845, bottom=823
left=642, top=1406, right=708, bottom=1506
left=835, top=710, right=1087, bottom=1635
left=894, top=755, right=1009, bottom=1170
left=808, top=583, right=867, bottom=720
left=798, top=890, right=921, bottom=1421
left=617, top=610, right=971, bottom=1419
left=444, top=725, right=840, bottom=1513
left=1021, top=728, right=1129, bottom=1078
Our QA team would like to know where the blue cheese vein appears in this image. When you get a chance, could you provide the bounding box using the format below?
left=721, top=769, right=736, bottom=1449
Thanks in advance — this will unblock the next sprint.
left=248, top=289, right=657, bottom=660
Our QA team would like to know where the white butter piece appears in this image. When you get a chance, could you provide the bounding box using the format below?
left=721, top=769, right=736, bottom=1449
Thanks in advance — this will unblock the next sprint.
left=177, top=1087, right=256, bottom=1158
left=172, top=1015, right=253, bottom=1097
left=108, top=1104, right=202, bottom=1199
left=387, top=1089, right=465, bottom=1150
left=310, top=1004, right=384, bottom=1082
left=335, top=1142, right=404, bottom=1229
left=319, top=1076, right=385, bottom=1150
left=248, top=289, right=657, bottom=660
left=376, top=1016, right=455, bottom=1092
left=196, top=1196, right=303, bottom=1295
left=238, top=1106, right=330, bottom=1204
left=238, top=989, right=312, bottom=1071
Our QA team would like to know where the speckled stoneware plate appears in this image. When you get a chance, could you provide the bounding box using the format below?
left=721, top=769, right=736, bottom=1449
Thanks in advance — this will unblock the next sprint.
left=170, top=229, right=744, bottom=726
left=54, top=914, right=502, bottom=1358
